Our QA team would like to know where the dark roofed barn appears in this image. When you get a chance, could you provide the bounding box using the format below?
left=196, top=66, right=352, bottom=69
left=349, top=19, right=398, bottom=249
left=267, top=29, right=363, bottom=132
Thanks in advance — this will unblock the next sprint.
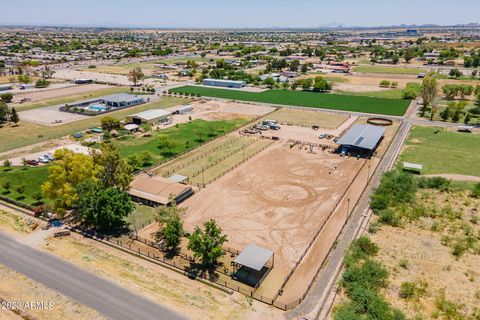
left=336, top=124, right=385, bottom=156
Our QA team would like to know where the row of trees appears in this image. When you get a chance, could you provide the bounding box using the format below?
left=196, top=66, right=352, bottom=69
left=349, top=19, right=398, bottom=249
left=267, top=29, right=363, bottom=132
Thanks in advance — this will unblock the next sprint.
left=0, top=102, right=19, bottom=127
left=154, top=200, right=227, bottom=266
left=442, top=83, right=477, bottom=100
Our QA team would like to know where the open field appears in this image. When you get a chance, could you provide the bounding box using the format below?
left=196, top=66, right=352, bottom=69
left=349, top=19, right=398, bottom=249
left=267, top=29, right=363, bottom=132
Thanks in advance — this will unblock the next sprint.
left=0, top=209, right=36, bottom=236
left=399, top=126, right=480, bottom=177
left=0, top=166, right=49, bottom=207
left=181, top=143, right=366, bottom=300
left=171, top=86, right=410, bottom=116
left=353, top=65, right=428, bottom=75
left=42, top=234, right=281, bottom=320
left=11, top=85, right=125, bottom=109
left=267, top=108, right=348, bottom=128
left=0, top=263, right=106, bottom=320
left=0, top=96, right=189, bottom=153
left=336, top=88, right=404, bottom=99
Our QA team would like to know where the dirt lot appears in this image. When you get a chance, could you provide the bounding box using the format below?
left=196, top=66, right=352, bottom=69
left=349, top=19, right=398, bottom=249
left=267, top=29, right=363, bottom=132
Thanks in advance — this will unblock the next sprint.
left=12, top=84, right=113, bottom=103
left=181, top=143, right=365, bottom=298
left=19, top=105, right=89, bottom=126
left=268, top=108, right=348, bottom=129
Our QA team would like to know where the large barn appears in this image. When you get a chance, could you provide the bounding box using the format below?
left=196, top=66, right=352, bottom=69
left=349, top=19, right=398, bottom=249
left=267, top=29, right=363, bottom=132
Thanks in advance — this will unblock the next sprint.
left=336, top=124, right=385, bottom=155
left=202, top=78, right=246, bottom=88
left=128, top=174, right=193, bottom=206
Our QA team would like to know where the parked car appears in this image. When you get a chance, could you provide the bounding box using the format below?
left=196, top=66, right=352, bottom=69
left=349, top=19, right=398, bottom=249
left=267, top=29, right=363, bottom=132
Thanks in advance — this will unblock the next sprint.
left=256, top=124, right=269, bottom=131
left=270, top=124, right=281, bottom=130
left=25, top=159, right=39, bottom=166
left=319, top=133, right=328, bottom=139
left=38, top=157, right=50, bottom=164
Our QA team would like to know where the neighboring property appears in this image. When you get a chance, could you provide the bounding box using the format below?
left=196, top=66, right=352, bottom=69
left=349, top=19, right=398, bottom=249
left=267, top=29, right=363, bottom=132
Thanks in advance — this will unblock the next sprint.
left=127, top=109, right=172, bottom=125
left=101, top=93, right=145, bottom=108
left=0, top=84, right=13, bottom=92
left=174, top=105, right=193, bottom=115
left=128, top=174, right=194, bottom=206
left=336, top=124, right=385, bottom=155
left=74, top=78, right=94, bottom=84
left=232, top=244, right=274, bottom=288
left=202, top=78, right=246, bottom=88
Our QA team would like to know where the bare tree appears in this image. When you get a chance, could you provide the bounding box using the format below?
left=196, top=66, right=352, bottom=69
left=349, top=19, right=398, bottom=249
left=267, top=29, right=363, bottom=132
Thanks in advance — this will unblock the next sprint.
left=128, top=67, right=144, bottom=86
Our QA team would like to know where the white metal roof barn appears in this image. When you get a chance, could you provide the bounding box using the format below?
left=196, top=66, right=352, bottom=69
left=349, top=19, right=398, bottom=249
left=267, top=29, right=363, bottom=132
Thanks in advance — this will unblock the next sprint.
left=336, top=124, right=385, bottom=151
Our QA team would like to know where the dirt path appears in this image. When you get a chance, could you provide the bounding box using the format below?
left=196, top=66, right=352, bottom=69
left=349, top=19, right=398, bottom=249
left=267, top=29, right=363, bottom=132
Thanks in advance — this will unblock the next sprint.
left=423, top=173, right=480, bottom=182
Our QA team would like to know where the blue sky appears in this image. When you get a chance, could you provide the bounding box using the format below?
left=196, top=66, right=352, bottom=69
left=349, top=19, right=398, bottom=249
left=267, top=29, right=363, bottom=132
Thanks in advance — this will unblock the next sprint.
left=3, top=0, right=480, bottom=28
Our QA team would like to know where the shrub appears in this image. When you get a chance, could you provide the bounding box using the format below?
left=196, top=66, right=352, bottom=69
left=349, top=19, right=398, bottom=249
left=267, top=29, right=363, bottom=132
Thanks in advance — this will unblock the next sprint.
left=378, top=209, right=401, bottom=227
left=399, top=281, right=428, bottom=299
left=471, top=183, right=480, bottom=198
left=380, top=80, right=391, bottom=87
left=417, top=176, right=451, bottom=191
left=402, top=82, right=421, bottom=99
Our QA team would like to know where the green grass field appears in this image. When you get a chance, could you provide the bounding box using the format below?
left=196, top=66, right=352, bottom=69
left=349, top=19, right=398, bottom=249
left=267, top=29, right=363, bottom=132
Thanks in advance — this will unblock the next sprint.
left=399, top=126, right=480, bottom=176
left=0, top=166, right=49, bottom=206
left=0, top=96, right=189, bottom=153
left=336, top=89, right=404, bottom=100
left=114, top=118, right=248, bottom=168
left=171, top=86, right=410, bottom=116
left=353, top=65, right=427, bottom=75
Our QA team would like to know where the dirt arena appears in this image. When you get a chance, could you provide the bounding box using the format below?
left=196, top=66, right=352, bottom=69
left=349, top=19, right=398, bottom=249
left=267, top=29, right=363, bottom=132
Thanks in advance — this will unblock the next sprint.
left=180, top=143, right=365, bottom=296
left=12, top=84, right=114, bottom=103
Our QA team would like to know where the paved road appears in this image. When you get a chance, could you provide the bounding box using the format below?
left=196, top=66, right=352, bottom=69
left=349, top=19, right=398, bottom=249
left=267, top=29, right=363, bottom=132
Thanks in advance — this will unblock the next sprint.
left=287, top=118, right=412, bottom=320
left=0, top=231, right=188, bottom=320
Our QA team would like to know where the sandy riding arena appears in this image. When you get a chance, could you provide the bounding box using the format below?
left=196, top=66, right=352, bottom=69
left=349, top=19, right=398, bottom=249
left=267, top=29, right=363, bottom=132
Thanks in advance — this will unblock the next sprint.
left=181, top=143, right=365, bottom=299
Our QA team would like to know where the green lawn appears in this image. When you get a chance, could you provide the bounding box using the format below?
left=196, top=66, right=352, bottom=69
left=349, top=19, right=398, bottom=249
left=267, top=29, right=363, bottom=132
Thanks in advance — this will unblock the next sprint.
left=353, top=65, right=427, bottom=75
left=114, top=118, right=248, bottom=168
left=0, top=96, right=189, bottom=153
left=0, top=166, right=49, bottom=207
left=399, top=126, right=480, bottom=176
left=171, top=86, right=410, bottom=116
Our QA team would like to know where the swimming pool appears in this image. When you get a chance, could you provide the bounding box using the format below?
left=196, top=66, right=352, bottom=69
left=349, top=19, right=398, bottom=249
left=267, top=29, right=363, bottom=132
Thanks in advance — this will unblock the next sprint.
left=86, top=105, right=107, bottom=112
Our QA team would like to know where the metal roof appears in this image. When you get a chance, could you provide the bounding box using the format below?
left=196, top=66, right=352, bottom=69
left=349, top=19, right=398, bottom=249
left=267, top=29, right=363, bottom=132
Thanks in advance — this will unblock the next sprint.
left=169, top=174, right=189, bottom=183
left=403, top=162, right=423, bottom=170
left=336, top=124, right=385, bottom=150
left=234, top=245, right=273, bottom=271
left=203, top=78, right=246, bottom=85
left=129, top=109, right=172, bottom=121
left=101, top=93, right=143, bottom=104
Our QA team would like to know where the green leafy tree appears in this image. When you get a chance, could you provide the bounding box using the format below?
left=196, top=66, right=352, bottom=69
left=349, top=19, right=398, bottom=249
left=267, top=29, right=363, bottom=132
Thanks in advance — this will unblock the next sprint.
left=420, top=75, right=438, bottom=117
left=263, top=77, right=276, bottom=89
left=162, top=216, right=184, bottom=251
left=42, top=148, right=102, bottom=212
left=92, top=143, right=133, bottom=192
left=0, top=101, right=7, bottom=126
left=76, top=181, right=133, bottom=233
left=402, top=82, right=421, bottom=99
left=442, top=84, right=460, bottom=100
left=440, top=107, right=451, bottom=121
left=10, top=107, right=19, bottom=126
left=101, top=116, right=121, bottom=132
left=158, top=135, right=178, bottom=157
left=0, top=93, right=13, bottom=103
left=403, top=48, right=415, bottom=63
left=188, top=219, right=227, bottom=266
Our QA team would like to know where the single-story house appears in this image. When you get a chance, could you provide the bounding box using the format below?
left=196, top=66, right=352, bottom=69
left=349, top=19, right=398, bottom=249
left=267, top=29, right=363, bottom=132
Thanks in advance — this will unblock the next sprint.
left=100, top=93, right=145, bottom=108
left=129, top=174, right=194, bottom=206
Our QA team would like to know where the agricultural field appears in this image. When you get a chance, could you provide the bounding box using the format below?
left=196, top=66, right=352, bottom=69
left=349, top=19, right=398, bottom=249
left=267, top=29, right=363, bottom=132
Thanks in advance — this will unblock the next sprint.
left=353, top=65, right=428, bottom=75
left=0, top=96, right=189, bottom=153
left=399, top=126, right=480, bottom=177
left=171, top=86, right=410, bottom=116
left=336, top=88, right=404, bottom=100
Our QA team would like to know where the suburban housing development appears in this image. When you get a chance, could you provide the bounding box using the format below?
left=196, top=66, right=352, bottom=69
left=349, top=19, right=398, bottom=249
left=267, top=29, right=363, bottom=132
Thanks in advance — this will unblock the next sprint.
left=1, top=2, right=480, bottom=320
